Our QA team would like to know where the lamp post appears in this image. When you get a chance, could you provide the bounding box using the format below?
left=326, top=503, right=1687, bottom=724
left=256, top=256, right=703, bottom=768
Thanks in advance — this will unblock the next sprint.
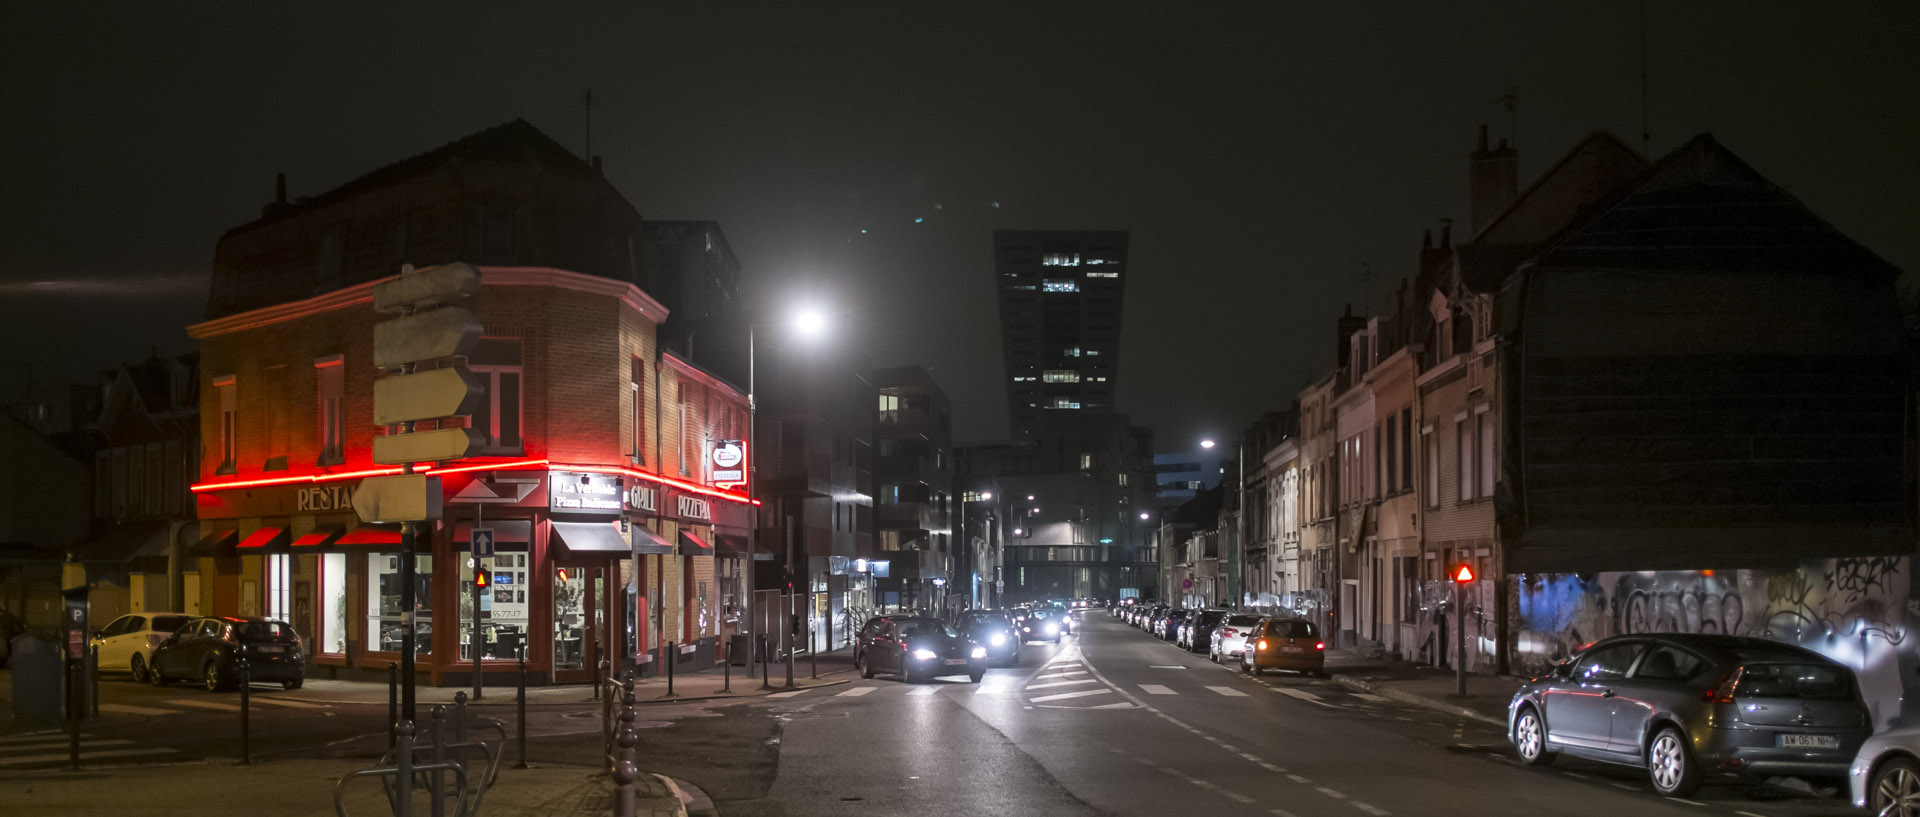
left=744, top=306, right=828, bottom=680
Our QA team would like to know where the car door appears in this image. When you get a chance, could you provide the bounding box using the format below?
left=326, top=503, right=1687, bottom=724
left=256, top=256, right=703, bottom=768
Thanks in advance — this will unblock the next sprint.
left=1610, top=642, right=1709, bottom=754
left=1541, top=641, right=1645, bottom=751
left=156, top=619, right=197, bottom=677
left=93, top=615, right=135, bottom=669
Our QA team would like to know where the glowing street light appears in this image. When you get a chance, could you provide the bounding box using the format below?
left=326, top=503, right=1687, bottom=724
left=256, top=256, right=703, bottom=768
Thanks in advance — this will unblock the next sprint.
left=793, top=306, right=827, bottom=339
left=1200, top=439, right=1216, bottom=449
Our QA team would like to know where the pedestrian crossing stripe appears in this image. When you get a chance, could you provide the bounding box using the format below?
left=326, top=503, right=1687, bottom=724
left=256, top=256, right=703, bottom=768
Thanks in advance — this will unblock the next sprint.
left=0, top=747, right=179, bottom=766
left=1206, top=686, right=1248, bottom=697
left=1138, top=684, right=1175, bottom=695
left=100, top=703, right=176, bottom=716
left=0, top=738, right=135, bottom=753
left=1030, top=689, right=1112, bottom=703
left=768, top=689, right=811, bottom=698
left=1025, top=679, right=1098, bottom=690
left=836, top=686, right=876, bottom=697
left=246, top=697, right=329, bottom=709
left=164, top=698, right=242, bottom=712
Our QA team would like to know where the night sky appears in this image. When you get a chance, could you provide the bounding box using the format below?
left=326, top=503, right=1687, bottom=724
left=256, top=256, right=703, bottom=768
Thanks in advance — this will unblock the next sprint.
left=4, top=4, right=1915, bottom=448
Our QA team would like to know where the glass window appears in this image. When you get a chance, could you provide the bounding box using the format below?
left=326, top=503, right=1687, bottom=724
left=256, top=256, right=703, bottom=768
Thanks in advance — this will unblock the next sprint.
left=1455, top=418, right=1472, bottom=502
left=1736, top=663, right=1855, bottom=700
left=1573, top=642, right=1643, bottom=681
left=1632, top=645, right=1708, bottom=681
left=215, top=378, right=237, bottom=473
left=458, top=547, right=528, bottom=661
left=1423, top=429, right=1438, bottom=507
left=469, top=339, right=523, bottom=454
left=318, top=359, right=345, bottom=464
left=1477, top=410, right=1496, bottom=498
left=150, top=615, right=190, bottom=634
left=553, top=565, right=588, bottom=670
left=321, top=553, right=347, bottom=654
left=266, top=553, right=291, bottom=622
left=368, top=553, right=433, bottom=654
left=1266, top=620, right=1317, bottom=638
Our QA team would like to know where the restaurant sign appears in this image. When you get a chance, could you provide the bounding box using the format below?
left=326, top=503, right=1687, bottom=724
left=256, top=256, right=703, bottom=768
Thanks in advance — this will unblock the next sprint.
left=549, top=471, right=622, bottom=515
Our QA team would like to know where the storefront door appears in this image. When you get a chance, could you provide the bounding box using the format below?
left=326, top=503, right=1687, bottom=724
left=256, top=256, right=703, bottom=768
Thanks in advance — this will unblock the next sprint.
left=552, top=562, right=608, bottom=683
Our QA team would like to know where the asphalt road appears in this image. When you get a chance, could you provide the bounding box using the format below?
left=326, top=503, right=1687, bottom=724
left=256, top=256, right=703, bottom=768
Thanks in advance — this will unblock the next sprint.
left=1, top=617, right=1868, bottom=817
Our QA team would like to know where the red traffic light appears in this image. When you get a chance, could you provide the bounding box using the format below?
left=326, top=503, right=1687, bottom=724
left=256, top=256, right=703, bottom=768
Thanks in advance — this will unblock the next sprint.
left=1451, top=563, right=1476, bottom=584
left=475, top=567, right=490, bottom=588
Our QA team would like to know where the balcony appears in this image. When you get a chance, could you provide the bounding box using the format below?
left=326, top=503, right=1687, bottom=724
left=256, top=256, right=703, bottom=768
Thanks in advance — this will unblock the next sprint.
left=877, top=407, right=937, bottom=440
left=877, top=502, right=935, bottom=532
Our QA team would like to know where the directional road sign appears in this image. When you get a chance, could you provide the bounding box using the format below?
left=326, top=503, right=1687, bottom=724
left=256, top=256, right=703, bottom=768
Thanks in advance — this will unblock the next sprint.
left=471, top=527, right=494, bottom=558
left=352, top=474, right=444, bottom=523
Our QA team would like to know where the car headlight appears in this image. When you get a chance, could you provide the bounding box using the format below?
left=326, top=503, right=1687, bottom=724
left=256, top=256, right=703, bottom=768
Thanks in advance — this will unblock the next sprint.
left=1045, top=624, right=1058, bottom=634
left=990, top=633, right=1007, bottom=646
left=970, top=647, right=987, bottom=659
left=1022, top=627, right=1031, bottom=633
left=912, top=649, right=938, bottom=661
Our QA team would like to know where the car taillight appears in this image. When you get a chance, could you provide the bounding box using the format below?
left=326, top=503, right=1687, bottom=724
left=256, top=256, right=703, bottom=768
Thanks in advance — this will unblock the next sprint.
left=1315, top=641, right=1325, bottom=651
left=1256, top=639, right=1268, bottom=651
left=1222, top=628, right=1237, bottom=637
left=1705, top=666, right=1742, bottom=703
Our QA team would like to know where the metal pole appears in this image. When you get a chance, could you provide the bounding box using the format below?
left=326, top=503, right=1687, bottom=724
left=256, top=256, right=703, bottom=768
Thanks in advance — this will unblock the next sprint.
left=723, top=640, right=731, bottom=692
left=453, top=691, right=467, bottom=746
left=759, top=635, right=770, bottom=690
left=429, top=705, right=446, bottom=817
left=811, top=628, right=817, bottom=679
left=745, top=324, right=757, bottom=680
left=239, top=652, right=251, bottom=764
left=1455, top=580, right=1467, bottom=697
left=89, top=644, right=99, bottom=719
left=515, top=656, right=528, bottom=769
left=388, top=661, right=399, bottom=750
left=666, top=640, right=675, bottom=696
left=400, top=519, right=418, bottom=724
left=67, top=652, right=80, bottom=770
left=396, top=721, right=416, bottom=817
left=785, top=514, right=795, bottom=688
left=471, top=506, right=483, bottom=701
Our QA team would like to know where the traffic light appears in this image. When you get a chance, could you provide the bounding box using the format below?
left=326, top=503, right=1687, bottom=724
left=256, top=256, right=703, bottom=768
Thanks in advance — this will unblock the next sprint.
left=1451, top=563, right=1476, bottom=584
left=475, top=567, right=490, bottom=588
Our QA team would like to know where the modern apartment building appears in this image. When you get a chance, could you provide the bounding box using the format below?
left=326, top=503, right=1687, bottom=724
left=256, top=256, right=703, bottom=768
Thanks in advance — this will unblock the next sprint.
left=992, top=231, right=1128, bottom=439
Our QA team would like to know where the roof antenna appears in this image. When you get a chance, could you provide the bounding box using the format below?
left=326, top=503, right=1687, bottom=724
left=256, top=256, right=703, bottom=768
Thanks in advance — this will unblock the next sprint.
left=1498, top=88, right=1518, bottom=148
left=1638, top=0, right=1651, bottom=156
left=1348, top=254, right=1376, bottom=315
left=583, top=87, right=595, bottom=160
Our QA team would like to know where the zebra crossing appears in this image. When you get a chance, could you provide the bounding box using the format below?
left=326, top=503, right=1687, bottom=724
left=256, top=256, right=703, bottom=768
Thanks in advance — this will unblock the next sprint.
left=0, top=730, right=180, bottom=768
left=762, top=655, right=1280, bottom=710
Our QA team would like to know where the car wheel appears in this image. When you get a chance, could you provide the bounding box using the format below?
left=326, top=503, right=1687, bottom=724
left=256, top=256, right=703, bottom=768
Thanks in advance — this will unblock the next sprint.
left=1513, top=706, right=1556, bottom=766
left=1647, top=726, right=1700, bottom=797
left=283, top=678, right=303, bottom=691
left=1870, top=756, right=1920, bottom=817
left=150, top=658, right=169, bottom=687
left=130, top=653, right=148, bottom=684
left=969, top=671, right=984, bottom=684
left=859, top=656, right=875, bottom=680
left=204, top=661, right=223, bottom=692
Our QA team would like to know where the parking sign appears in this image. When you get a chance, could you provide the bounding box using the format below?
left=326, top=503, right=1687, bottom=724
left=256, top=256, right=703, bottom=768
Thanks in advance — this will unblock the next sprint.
left=471, top=527, right=494, bottom=557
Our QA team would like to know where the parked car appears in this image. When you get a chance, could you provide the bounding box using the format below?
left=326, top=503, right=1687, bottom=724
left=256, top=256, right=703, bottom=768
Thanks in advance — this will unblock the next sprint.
left=954, top=609, right=1020, bottom=666
left=150, top=616, right=306, bottom=691
left=855, top=615, right=986, bottom=683
left=1240, top=617, right=1325, bottom=677
left=1850, top=722, right=1920, bottom=814
left=1019, top=609, right=1067, bottom=644
left=1143, top=604, right=1172, bottom=633
left=1209, top=613, right=1265, bottom=663
left=1157, top=608, right=1191, bottom=641
left=89, top=612, right=192, bottom=682
left=1179, top=609, right=1230, bottom=652
left=1508, top=634, right=1870, bottom=798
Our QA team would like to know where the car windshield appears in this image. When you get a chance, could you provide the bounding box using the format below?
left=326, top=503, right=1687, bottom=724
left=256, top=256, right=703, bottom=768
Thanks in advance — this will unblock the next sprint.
left=239, top=620, right=298, bottom=642
left=1199, top=611, right=1227, bottom=624
left=1268, top=620, right=1317, bottom=638
left=1226, top=615, right=1263, bottom=627
left=962, top=612, right=1010, bottom=627
left=1737, top=663, right=1854, bottom=700
left=897, top=620, right=957, bottom=640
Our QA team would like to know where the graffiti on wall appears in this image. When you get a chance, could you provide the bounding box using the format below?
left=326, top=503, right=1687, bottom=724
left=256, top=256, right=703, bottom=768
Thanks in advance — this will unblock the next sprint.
left=1508, top=558, right=1916, bottom=728
left=1409, top=579, right=1495, bottom=673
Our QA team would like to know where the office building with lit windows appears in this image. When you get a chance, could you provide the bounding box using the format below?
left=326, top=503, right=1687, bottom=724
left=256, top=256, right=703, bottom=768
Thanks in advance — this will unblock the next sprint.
left=992, top=231, right=1127, bottom=439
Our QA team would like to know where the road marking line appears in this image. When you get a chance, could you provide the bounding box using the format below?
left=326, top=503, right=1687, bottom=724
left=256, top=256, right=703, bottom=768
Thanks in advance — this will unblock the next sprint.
left=1206, top=685, right=1248, bottom=697
left=1192, top=779, right=1220, bottom=789
left=1090, top=702, right=1137, bottom=709
left=1353, top=693, right=1389, bottom=702
left=1272, top=810, right=1302, bottom=817
left=1672, top=798, right=1706, bottom=807
left=1260, top=762, right=1287, bottom=772
left=1272, top=688, right=1321, bottom=702
left=99, top=703, right=176, bottom=716
left=247, top=697, right=329, bottom=709
left=0, top=748, right=178, bottom=766
left=1134, top=757, right=1158, bottom=766
left=164, top=699, right=241, bottom=712
left=1138, top=684, right=1176, bottom=695
left=1031, top=689, right=1113, bottom=703
left=1352, top=802, right=1390, bottom=816
left=908, top=686, right=938, bottom=696
left=1609, top=783, right=1638, bottom=791
left=1026, top=679, right=1099, bottom=690
left=1734, top=812, right=1771, bottom=817
left=1287, top=774, right=1311, bottom=784
left=1316, top=787, right=1347, bottom=799
left=837, top=687, right=876, bottom=697
left=1561, top=772, right=1588, bottom=780
left=768, top=689, right=810, bottom=698
left=1224, top=791, right=1256, bottom=803
left=1148, top=665, right=1188, bottom=669
left=1032, top=672, right=1086, bottom=680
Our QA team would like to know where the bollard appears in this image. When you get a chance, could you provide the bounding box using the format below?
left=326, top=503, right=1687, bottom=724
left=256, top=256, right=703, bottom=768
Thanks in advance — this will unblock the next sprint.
left=89, top=644, right=100, bottom=719
left=453, top=691, right=468, bottom=747
left=388, top=662, right=400, bottom=750
left=666, top=641, right=675, bottom=697
left=430, top=705, right=448, bottom=817
left=613, top=757, right=638, bottom=817
left=594, top=655, right=608, bottom=701
left=759, top=635, right=771, bottom=690
left=722, top=641, right=731, bottom=693
left=239, top=654, right=252, bottom=765
left=395, top=720, right=417, bottom=817
left=67, top=658, right=80, bottom=770
left=514, top=657, right=528, bottom=769
left=811, top=630, right=818, bottom=679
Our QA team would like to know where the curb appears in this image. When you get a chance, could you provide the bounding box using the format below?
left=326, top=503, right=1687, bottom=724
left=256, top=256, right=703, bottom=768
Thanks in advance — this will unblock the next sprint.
left=1329, top=672, right=1508, bottom=729
left=653, top=773, right=694, bottom=817
left=637, top=676, right=852, bottom=704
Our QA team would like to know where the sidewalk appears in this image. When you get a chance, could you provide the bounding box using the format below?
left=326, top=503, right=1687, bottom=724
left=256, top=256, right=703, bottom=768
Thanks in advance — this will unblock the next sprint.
left=5, top=756, right=688, bottom=817
left=1322, top=648, right=1524, bottom=729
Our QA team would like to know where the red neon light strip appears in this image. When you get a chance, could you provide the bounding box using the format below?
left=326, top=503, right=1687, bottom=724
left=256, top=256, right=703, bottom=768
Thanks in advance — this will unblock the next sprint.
left=237, top=527, right=286, bottom=549
left=192, top=458, right=757, bottom=506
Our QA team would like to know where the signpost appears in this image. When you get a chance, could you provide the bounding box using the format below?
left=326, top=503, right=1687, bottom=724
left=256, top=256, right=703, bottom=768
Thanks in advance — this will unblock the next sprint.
left=1451, top=563, right=1476, bottom=697
left=358, top=262, right=485, bottom=724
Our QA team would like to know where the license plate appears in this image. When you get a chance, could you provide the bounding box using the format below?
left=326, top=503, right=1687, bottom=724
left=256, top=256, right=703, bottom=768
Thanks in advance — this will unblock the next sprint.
left=1778, top=734, right=1839, bottom=749
left=944, top=658, right=968, bottom=666
left=255, top=645, right=285, bottom=654
left=1282, top=646, right=1305, bottom=653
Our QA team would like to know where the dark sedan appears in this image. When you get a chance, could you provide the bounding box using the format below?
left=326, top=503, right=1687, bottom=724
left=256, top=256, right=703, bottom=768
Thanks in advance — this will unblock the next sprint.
left=1157, top=608, right=1191, bottom=641
left=1508, top=634, right=1869, bottom=797
left=856, top=616, right=986, bottom=683
left=151, top=616, right=305, bottom=691
left=1019, top=609, right=1067, bottom=644
left=954, top=609, right=1020, bottom=666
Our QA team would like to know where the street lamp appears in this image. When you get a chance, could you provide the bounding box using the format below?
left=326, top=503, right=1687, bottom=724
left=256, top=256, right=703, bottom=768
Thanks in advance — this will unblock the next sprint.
left=746, top=305, right=833, bottom=683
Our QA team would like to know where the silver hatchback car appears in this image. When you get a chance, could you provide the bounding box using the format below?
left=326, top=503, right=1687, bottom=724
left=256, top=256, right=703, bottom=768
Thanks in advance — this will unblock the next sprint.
left=1508, top=634, right=1868, bottom=797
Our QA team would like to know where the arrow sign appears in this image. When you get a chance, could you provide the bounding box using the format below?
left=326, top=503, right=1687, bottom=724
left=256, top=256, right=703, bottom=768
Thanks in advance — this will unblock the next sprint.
left=374, top=262, right=481, bottom=314
left=374, top=368, right=485, bottom=426
left=373, top=307, right=483, bottom=370
left=373, top=427, right=487, bottom=465
left=352, top=474, right=444, bottom=523
left=471, top=527, right=494, bottom=557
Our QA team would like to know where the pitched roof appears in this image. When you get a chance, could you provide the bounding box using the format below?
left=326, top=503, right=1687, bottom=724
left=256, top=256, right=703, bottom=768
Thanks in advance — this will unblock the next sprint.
left=1528, top=133, right=1902, bottom=278
left=1471, top=131, right=1648, bottom=246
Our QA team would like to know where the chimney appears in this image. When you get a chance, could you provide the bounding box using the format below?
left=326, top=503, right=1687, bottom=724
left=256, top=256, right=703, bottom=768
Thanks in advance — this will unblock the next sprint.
left=1439, top=218, right=1452, bottom=248
left=1468, top=125, right=1519, bottom=235
left=1422, top=229, right=1433, bottom=250
left=262, top=173, right=292, bottom=219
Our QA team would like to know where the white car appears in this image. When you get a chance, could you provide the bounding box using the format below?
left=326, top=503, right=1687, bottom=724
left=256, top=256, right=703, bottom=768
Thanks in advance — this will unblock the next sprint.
left=1851, top=722, right=1920, bottom=815
left=89, top=612, right=192, bottom=682
left=1208, top=614, right=1264, bottom=662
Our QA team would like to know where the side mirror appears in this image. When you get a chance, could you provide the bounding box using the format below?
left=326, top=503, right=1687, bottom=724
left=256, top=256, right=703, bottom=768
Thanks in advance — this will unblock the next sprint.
left=1553, top=660, right=1574, bottom=680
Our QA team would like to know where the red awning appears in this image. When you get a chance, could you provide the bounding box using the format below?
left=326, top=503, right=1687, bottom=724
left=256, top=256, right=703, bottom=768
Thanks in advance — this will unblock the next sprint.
left=237, top=527, right=289, bottom=551
left=292, top=528, right=343, bottom=548
left=678, top=530, right=714, bottom=557
left=337, top=529, right=403, bottom=546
